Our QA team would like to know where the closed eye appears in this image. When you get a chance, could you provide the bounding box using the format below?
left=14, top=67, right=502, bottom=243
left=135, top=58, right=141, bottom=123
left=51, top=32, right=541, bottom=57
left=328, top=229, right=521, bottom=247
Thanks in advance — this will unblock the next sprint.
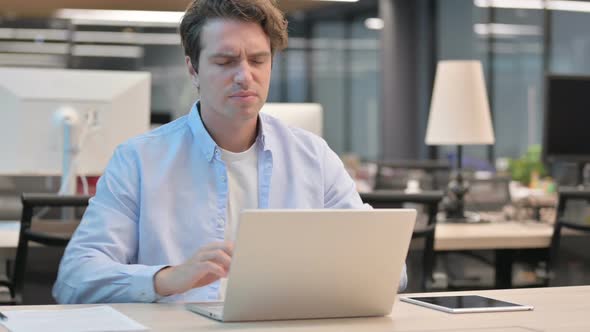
left=214, top=59, right=235, bottom=66
left=250, top=55, right=270, bottom=65
left=215, top=61, right=232, bottom=66
left=211, top=55, right=238, bottom=66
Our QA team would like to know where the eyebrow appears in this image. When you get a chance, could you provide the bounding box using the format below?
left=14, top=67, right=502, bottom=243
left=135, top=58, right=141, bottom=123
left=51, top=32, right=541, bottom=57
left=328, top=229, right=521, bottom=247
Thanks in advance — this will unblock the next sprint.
left=249, top=52, right=272, bottom=57
left=209, top=51, right=271, bottom=59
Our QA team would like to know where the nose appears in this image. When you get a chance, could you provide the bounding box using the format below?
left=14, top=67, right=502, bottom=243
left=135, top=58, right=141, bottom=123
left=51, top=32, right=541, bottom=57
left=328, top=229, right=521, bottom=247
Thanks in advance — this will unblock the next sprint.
left=234, top=60, right=253, bottom=87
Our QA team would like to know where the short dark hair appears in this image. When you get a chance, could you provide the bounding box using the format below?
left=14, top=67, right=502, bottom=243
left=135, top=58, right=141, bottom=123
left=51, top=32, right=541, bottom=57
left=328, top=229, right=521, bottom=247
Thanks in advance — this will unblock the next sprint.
left=180, top=0, right=288, bottom=70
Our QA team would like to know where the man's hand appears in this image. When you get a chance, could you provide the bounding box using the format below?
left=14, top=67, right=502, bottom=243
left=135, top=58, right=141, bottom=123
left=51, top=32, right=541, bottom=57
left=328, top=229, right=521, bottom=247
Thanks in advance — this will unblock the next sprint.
left=154, top=241, right=233, bottom=297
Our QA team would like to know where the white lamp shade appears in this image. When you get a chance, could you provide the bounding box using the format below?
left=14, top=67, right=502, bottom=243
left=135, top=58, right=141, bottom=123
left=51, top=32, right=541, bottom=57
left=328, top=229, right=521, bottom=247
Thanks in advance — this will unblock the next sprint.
left=425, top=60, right=495, bottom=145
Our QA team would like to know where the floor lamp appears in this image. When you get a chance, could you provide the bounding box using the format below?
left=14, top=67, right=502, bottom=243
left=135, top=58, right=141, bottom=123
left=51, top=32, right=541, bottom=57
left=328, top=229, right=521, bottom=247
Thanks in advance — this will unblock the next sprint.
left=425, top=60, right=495, bottom=222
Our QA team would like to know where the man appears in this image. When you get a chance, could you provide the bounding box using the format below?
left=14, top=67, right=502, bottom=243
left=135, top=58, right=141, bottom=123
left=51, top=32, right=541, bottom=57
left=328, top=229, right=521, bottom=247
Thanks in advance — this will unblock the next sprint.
left=53, top=0, right=407, bottom=304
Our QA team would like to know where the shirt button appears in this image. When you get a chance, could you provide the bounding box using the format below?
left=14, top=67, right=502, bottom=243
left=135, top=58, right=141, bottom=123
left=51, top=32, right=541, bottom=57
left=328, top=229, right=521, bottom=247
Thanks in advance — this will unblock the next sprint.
left=220, top=176, right=226, bottom=182
left=218, top=219, right=224, bottom=226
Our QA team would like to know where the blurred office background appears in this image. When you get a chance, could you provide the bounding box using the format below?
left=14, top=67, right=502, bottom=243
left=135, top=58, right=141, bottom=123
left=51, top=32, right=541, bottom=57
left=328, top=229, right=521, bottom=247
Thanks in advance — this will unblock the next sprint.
left=1, top=0, right=590, bottom=303
left=3, top=0, right=590, bottom=162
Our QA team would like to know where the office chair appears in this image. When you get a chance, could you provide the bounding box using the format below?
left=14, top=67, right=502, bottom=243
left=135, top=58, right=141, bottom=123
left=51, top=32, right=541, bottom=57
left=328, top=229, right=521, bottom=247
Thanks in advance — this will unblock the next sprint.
left=372, top=160, right=451, bottom=191
left=360, top=190, right=443, bottom=291
left=544, top=187, right=590, bottom=286
left=1, top=193, right=91, bottom=304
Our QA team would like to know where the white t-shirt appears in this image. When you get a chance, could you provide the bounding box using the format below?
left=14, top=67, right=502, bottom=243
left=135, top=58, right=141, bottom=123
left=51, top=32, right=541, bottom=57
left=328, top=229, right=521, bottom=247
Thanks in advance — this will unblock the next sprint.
left=218, top=141, right=259, bottom=299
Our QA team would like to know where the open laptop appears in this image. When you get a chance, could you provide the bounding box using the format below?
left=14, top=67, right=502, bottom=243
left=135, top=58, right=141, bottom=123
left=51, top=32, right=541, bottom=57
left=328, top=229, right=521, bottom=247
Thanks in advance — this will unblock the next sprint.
left=186, top=209, right=416, bottom=322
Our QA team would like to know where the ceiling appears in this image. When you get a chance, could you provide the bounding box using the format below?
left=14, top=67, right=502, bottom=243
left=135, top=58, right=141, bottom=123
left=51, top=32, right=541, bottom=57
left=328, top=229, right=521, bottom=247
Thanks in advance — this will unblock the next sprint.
left=0, top=0, right=328, bottom=17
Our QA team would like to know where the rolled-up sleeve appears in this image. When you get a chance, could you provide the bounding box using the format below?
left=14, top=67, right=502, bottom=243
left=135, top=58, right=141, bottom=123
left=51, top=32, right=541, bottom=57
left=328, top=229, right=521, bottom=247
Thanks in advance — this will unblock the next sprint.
left=53, top=145, right=166, bottom=304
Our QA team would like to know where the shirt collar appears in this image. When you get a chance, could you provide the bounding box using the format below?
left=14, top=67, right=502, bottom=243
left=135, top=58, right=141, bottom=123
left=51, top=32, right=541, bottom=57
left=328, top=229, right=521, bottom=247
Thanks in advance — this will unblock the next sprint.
left=257, top=112, right=273, bottom=152
left=188, top=101, right=273, bottom=161
left=188, top=102, right=217, bottom=162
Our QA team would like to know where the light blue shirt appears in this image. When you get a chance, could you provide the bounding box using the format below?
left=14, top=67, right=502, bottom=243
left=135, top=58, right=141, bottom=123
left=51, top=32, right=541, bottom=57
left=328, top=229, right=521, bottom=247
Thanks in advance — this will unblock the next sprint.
left=53, top=102, right=407, bottom=304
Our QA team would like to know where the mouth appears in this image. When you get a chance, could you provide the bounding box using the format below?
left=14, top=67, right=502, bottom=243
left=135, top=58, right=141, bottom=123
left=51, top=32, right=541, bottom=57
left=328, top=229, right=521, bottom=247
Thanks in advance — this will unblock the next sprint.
left=230, top=91, right=258, bottom=98
left=229, top=91, right=258, bottom=103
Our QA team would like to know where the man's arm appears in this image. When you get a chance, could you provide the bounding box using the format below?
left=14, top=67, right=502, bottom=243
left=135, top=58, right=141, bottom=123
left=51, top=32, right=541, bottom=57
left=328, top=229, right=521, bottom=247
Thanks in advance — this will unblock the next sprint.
left=54, top=144, right=237, bottom=303
left=321, top=141, right=368, bottom=209
left=53, top=145, right=166, bottom=303
left=321, top=142, right=408, bottom=291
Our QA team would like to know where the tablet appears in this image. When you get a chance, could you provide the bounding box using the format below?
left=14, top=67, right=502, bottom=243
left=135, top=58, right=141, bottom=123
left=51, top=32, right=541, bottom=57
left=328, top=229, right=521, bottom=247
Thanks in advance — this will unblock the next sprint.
left=400, top=295, right=534, bottom=313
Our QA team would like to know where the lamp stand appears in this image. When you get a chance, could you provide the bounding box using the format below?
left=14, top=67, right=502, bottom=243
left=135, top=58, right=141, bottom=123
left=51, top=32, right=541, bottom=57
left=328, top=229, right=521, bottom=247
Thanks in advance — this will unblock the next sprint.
left=442, top=145, right=481, bottom=223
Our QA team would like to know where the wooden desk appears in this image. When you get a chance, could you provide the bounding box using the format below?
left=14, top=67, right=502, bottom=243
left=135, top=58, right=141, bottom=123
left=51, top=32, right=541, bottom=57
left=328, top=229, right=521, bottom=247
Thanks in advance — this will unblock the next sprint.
left=0, top=220, right=73, bottom=260
left=1, top=286, right=588, bottom=331
left=1, top=219, right=557, bottom=253
left=0, top=221, right=19, bottom=260
left=435, top=221, right=556, bottom=289
left=435, top=220, right=554, bottom=251
left=0, top=220, right=558, bottom=289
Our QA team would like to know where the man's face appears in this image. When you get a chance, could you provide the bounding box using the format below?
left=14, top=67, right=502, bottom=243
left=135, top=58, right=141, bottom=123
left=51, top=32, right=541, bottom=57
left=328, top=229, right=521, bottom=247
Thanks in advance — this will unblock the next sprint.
left=192, top=19, right=272, bottom=122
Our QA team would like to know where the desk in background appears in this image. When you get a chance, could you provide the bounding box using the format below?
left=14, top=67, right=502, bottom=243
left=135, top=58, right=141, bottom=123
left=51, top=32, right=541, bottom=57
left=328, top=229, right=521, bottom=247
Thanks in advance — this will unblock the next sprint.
left=1, top=216, right=583, bottom=291
left=0, top=222, right=19, bottom=261
left=0, top=286, right=587, bottom=331
left=435, top=221, right=554, bottom=289
left=0, top=220, right=558, bottom=290
left=435, top=221, right=554, bottom=251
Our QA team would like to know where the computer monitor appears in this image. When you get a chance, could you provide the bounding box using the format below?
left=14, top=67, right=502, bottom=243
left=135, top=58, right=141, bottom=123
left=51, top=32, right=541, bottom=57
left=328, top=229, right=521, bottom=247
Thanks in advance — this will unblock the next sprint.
left=0, top=67, right=150, bottom=192
left=543, top=75, right=590, bottom=163
left=260, top=103, right=323, bottom=137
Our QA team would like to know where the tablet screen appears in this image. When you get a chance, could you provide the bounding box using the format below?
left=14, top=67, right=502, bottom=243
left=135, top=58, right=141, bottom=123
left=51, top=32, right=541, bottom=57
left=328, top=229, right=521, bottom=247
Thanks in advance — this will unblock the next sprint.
left=401, top=295, right=533, bottom=313
left=407, top=295, right=520, bottom=309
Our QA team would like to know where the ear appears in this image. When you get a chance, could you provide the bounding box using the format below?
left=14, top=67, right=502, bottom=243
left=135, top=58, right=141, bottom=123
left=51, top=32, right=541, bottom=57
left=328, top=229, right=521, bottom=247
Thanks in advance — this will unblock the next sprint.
left=185, top=56, right=199, bottom=88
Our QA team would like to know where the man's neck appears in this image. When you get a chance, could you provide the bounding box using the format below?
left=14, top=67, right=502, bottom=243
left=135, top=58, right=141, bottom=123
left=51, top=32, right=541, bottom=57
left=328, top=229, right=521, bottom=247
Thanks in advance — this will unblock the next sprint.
left=200, top=105, right=258, bottom=153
